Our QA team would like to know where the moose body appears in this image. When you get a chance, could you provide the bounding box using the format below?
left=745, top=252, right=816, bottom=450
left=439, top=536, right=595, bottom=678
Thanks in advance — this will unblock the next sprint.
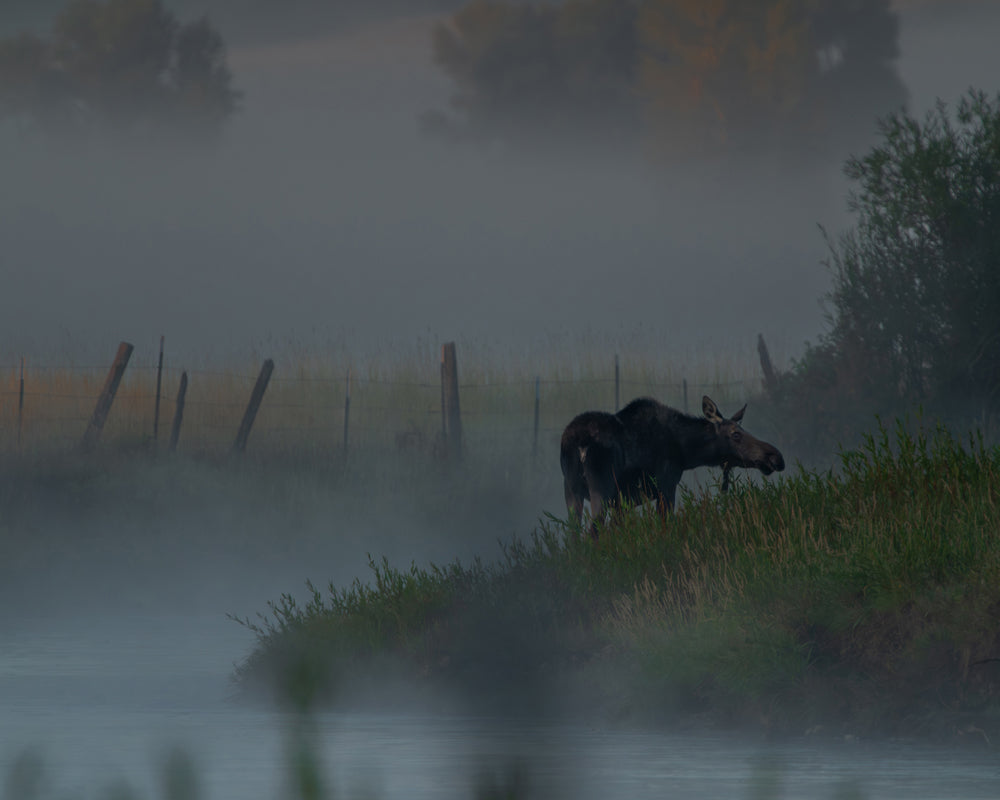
left=560, top=395, right=784, bottom=534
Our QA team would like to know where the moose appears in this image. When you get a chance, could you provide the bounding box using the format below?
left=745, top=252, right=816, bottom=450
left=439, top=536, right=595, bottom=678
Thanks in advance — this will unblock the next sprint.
left=560, top=395, right=784, bottom=535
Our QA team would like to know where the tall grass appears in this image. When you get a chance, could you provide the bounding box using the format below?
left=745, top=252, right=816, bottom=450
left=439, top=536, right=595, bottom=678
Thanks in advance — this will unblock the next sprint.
left=235, top=418, right=1000, bottom=738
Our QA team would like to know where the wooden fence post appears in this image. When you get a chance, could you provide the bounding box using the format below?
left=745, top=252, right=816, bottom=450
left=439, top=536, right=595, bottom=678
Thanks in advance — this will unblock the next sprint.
left=343, top=367, right=351, bottom=451
left=81, top=341, right=133, bottom=452
left=683, top=378, right=689, bottom=414
left=169, top=371, right=187, bottom=452
left=233, top=359, right=274, bottom=454
left=153, top=335, right=164, bottom=441
left=758, top=333, right=779, bottom=397
left=440, top=342, right=462, bottom=460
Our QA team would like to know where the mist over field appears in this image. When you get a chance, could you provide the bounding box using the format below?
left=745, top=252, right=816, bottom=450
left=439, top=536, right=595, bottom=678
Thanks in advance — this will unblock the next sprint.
left=2, top=2, right=997, bottom=372
left=0, top=2, right=995, bottom=370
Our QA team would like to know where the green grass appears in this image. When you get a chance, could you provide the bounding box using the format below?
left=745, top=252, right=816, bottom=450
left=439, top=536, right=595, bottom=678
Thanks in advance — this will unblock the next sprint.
left=235, top=417, right=1000, bottom=739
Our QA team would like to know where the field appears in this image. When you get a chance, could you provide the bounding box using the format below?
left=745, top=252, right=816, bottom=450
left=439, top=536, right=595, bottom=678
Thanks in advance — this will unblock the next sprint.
left=0, top=338, right=775, bottom=463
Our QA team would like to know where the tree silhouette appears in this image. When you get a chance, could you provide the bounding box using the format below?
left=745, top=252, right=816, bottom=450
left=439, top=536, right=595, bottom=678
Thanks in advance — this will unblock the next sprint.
left=638, top=0, right=817, bottom=156
left=0, top=0, right=240, bottom=141
left=772, top=90, right=1000, bottom=455
left=427, top=0, right=908, bottom=160
left=638, top=0, right=908, bottom=159
left=425, top=0, right=639, bottom=149
left=826, top=90, right=1000, bottom=419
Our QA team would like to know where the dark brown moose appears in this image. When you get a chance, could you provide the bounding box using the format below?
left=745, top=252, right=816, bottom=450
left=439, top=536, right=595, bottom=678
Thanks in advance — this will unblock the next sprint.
left=560, top=395, right=784, bottom=536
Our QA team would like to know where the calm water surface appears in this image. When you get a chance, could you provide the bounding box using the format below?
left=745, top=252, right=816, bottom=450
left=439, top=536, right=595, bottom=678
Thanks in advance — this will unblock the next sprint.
left=1, top=615, right=998, bottom=799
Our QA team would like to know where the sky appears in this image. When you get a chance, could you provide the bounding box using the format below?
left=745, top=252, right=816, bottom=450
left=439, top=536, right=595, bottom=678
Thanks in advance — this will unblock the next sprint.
left=2, top=1, right=999, bottom=370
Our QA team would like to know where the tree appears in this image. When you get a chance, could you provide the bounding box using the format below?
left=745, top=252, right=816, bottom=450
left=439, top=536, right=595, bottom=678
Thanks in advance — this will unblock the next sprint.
left=808, top=0, right=909, bottom=155
left=424, top=0, right=639, bottom=149
left=170, top=16, right=240, bottom=134
left=0, top=0, right=240, bottom=141
left=426, top=0, right=907, bottom=160
left=638, top=0, right=814, bottom=155
left=637, top=0, right=907, bottom=159
left=823, top=90, right=1000, bottom=422
left=773, top=90, right=1000, bottom=457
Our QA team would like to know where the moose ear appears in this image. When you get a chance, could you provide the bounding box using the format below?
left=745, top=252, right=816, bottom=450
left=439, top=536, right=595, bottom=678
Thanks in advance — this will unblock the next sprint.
left=731, top=404, right=746, bottom=423
left=702, top=395, right=723, bottom=423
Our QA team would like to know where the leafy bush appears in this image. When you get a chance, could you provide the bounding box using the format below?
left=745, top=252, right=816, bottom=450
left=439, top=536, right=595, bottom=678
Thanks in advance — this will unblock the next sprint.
left=774, top=89, right=1000, bottom=460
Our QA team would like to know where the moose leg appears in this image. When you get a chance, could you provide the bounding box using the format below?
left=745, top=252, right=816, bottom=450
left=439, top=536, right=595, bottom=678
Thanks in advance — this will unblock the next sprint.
left=654, top=471, right=682, bottom=521
left=560, top=439, right=590, bottom=528
left=582, top=448, right=619, bottom=539
left=586, top=489, right=606, bottom=538
left=564, top=478, right=585, bottom=526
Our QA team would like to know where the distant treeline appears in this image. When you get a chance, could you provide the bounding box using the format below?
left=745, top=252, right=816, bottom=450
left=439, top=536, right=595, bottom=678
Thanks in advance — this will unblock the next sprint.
left=0, top=0, right=241, bottom=141
left=424, top=0, right=908, bottom=160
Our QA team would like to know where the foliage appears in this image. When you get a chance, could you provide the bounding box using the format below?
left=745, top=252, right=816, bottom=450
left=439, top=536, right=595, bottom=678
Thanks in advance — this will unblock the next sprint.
left=775, top=89, right=1000, bottom=457
left=0, top=0, right=240, bottom=141
left=236, top=419, right=1000, bottom=737
left=640, top=0, right=906, bottom=158
left=424, top=0, right=639, bottom=149
left=426, top=0, right=907, bottom=159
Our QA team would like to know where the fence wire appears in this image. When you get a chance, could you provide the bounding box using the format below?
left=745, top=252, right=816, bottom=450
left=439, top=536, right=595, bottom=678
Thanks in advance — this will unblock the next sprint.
left=0, top=353, right=758, bottom=458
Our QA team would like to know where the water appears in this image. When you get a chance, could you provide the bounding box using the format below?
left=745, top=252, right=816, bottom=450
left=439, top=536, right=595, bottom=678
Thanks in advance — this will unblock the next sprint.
left=2, top=614, right=999, bottom=799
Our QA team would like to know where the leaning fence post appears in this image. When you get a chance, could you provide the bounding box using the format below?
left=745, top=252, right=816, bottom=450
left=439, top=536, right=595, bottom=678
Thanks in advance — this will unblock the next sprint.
left=758, top=333, right=779, bottom=397
left=440, top=342, right=462, bottom=460
left=153, top=335, right=164, bottom=441
left=169, top=371, right=188, bottom=452
left=233, top=359, right=274, bottom=454
left=81, top=341, right=134, bottom=452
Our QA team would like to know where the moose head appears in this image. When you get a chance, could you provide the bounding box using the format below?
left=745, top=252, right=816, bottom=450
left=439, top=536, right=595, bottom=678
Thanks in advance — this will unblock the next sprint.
left=702, top=395, right=785, bottom=476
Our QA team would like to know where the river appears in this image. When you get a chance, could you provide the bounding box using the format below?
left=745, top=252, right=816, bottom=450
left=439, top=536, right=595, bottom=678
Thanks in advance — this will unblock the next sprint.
left=2, top=612, right=998, bottom=799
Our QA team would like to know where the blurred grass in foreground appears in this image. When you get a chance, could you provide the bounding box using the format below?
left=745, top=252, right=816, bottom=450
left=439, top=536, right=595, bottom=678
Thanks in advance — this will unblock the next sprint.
left=1, top=741, right=874, bottom=800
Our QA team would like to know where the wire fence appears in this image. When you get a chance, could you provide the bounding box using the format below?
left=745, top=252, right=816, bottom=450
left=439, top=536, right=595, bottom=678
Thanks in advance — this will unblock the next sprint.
left=0, top=344, right=761, bottom=461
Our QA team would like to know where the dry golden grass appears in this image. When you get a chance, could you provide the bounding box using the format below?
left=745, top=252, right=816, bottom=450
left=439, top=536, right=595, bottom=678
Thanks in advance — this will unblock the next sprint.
left=0, top=344, right=766, bottom=460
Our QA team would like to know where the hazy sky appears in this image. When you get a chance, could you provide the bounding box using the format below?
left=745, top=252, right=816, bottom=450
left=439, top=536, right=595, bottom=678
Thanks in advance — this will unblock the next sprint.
left=2, top=2, right=998, bottom=368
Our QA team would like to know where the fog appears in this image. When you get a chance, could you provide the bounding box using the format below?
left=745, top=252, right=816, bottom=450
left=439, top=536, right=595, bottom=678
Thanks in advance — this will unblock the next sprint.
left=5, top=3, right=999, bottom=370
left=2, top=3, right=1000, bottom=793
left=0, top=0, right=997, bottom=635
left=0, top=15, right=811, bottom=366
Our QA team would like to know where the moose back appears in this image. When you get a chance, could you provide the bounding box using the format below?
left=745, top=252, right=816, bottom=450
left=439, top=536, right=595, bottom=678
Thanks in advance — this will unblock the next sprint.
left=560, top=395, right=784, bottom=534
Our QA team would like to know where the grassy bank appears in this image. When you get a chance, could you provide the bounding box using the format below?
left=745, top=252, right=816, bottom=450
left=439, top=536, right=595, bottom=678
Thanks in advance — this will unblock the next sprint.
left=235, top=418, right=1000, bottom=741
